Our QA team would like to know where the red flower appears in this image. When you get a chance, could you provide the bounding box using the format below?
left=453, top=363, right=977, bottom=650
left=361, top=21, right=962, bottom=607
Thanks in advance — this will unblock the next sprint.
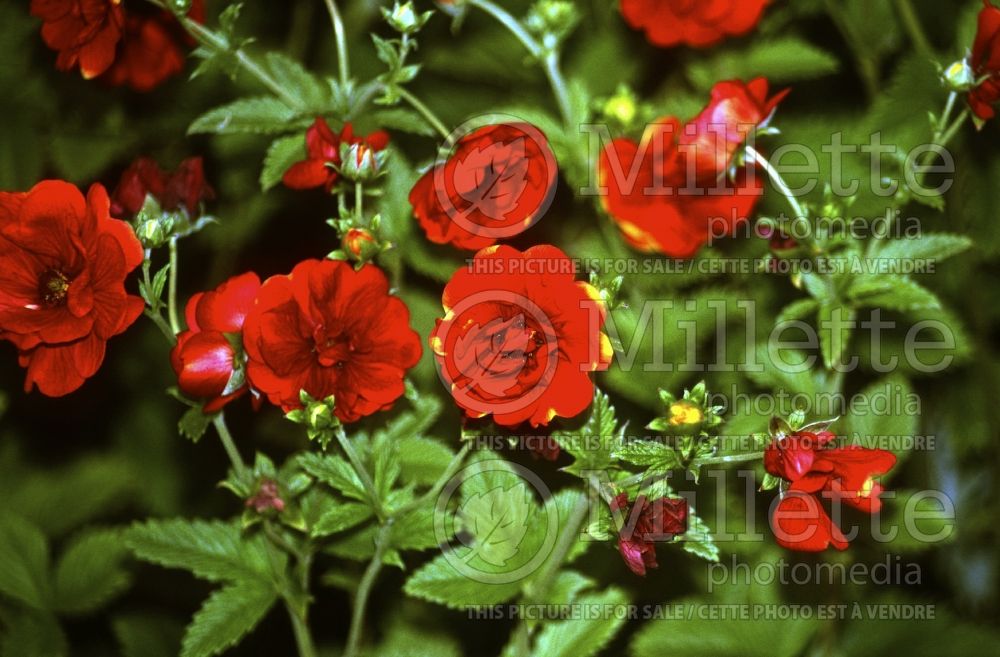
left=409, top=123, right=557, bottom=251
left=31, top=0, right=125, bottom=80
left=283, top=119, right=390, bottom=193
left=969, top=0, right=1000, bottom=121
left=611, top=493, right=688, bottom=576
left=599, top=79, right=787, bottom=258
left=171, top=272, right=260, bottom=412
left=765, top=432, right=896, bottom=552
left=111, top=156, right=214, bottom=218
left=0, top=181, right=144, bottom=396
left=430, top=245, right=612, bottom=427
left=101, top=0, right=205, bottom=91
left=242, top=259, right=421, bottom=422
left=763, top=430, right=836, bottom=482
left=619, top=0, right=768, bottom=48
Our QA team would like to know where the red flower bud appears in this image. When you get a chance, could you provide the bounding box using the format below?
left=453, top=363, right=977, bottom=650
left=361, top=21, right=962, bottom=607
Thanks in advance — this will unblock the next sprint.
left=969, top=0, right=1000, bottom=121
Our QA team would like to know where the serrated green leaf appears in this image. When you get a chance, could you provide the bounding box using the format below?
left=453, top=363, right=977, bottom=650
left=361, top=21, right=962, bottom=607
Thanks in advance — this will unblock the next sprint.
left=843, top=374, right=917, bottom=468
left=188, top=97, right=301, bottom=135
left=260, top=133, right=304, bottom=191
left=124, top=519, right=279, bottom=583
left=531, top=587, right=629, bottom=657
left=179, top=408, right=212, bottom=442
left=777, top=298, right=819, bottom=323
left=0, top=514, right=50, bottom=609
left=297, top=452, right=368, bottom=503
left=396, top=436, right=455, bottom=486
left=680, top=512, right=719, bottom=562
left=848, top=275, right=941, bottom=311
left=403, top=552, right=524, bottom=609
left=262, top=52, right=328, bottom=111
left=53, top=528, right=131, bottom=615
left=180, top=580, right=277, bottom=657
left=688, top=37, right=838, bottom=90
left=818, top=303, right=855, bottom=370
left=312, top=502, right=374, bottom=538
left=611, top=440, right=681, bottom=470
left=371, top=108, right=437, bottom=137
left=556, top=390, right=620, bottom=477
left=459, top=483, right=533, bottom=568
left=870, top=233, right=972, bottom=264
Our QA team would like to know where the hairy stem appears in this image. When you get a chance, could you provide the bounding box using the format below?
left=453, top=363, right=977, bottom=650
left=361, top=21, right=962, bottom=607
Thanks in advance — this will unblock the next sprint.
left=323, top=0, right=351, bottom=88
left=334, top=424, right=386, bottom=519
left=287, top=603, right=318, bottom=657
left=212, top=413, right=249, bottom=481
left=397, top=87, right=451, bottom=139
left=745, top=145, right=808, bottom=220
left=167, top=238, right=181, bottom=335
left=894, top=0, right=933, bottom=56
left=344, top=520, right=394, bottom=657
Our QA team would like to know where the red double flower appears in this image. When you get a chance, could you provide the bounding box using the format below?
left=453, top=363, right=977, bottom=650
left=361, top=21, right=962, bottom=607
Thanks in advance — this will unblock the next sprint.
left=31, top=0, right=203, bottom=90
left=111, top=156, right=214, bottom=218
left=765, top=430, right=896, bottom=551
left=242, top=259, right=422, bottom=422
left=171, top=272, right=261, bottom=413
left=969, top=0, right=1000, bottom=121
left=599, top=78, right=787, bottom=258
left=283, top=119, right=390, bottom=193
left=611, top=493, right=688, bottom=576
left=430, top=245, right=612, bottom=427
left=0, top=181, right=144, bottom=396
left=619, top=0, right=768, bottom=48
left=410, top=123, right=557, bottom=251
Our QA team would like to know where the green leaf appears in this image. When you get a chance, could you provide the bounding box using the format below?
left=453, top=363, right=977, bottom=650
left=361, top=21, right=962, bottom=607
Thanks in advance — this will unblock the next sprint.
left=459, top=481, right=533, bottom=568
left=403, top=552, right=524, bottom=609
left=179, top=408, right=212, bottom=443
left=818, top=303, right=855, bottom=370
left=371, top=108, right=438, bottom=137
left=397, top=436, right=455, bottom=486
left=297, top=452, right=369, bottom=503
left=680, top=512, right=719, bottom=562
left=843, top=374, right=917, bottom=468
left=777, top=298, right=819, bottom=323
left=188, top=97, right=301, bottom=135
left=556, top=390, right=621, bottom=477
left=0, top=607, right=66, bottom=657
left=531, top=587, right=629, bottom=657
left=180, top=580, right=277, bottom=657
left=262, top=52, right=328, bottom=111
left=52, top=528, right=131, bottom=615
left=113, top=613, right=184, bottom=657
left=312, top=502, right=374, bottom=538
left=847, top=275, right=941, bottom=311
left=124, top=519, right=279, bottom=583
left=0, top=514, right=50, bottom=609
left=688, top=37, right=838, bottom=90
left=260, top=133, right=304, bottom=191
left=869, top=233, right=972, bottom=264
left=611, top=440, right=681, bottom=470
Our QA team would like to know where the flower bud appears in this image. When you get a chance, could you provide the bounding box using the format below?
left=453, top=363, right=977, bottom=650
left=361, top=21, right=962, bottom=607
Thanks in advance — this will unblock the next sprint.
left=383, top=1, right=432, bottom=34
left=245, top=479, right=285, bottom=514
left=943, top=58, right=976, bottom=92
left=601, top=86, right=639, bottom=128
left=286, top=391, right=339, bottom=448
left=132, top=194, right=177, bottom=248
left=342, top=227, right=379, bottom=261
left=526, top=0, right=579, bottom=45
left=339, top=143, right=382, bottom=183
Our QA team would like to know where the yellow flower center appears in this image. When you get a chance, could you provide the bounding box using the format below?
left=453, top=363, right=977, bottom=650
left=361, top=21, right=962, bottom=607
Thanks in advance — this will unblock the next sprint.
left=858, top=477, right=875, bottom=498
left=668, top=401, right=703, bottom=426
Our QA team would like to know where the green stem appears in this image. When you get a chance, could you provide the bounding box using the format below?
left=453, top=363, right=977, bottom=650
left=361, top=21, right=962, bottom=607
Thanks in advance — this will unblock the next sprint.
left=467, top=0, right=574, bottom=127
left=344, top=520, right=394, bottom=657
left=177, top=15, right=302, bottom=109
left=527, top=487, right=590, bottom=600
left=286, top=602, right=318, bottom=657
left=745, top=145, right=808, bottom=220
left=692, top=451, right=765, bottom=466
left=936, top=108, right=970, bottom=150
left=212, top=414, right=249, bottom=481
left=334, top=425, right=385, bottom=519
left=542, top=51, right=574, bottom=127
left=468, top=0, right=541, bottom=58
left=354, top=181, right=364, bottom=221
left=894, top=0, right=933, bottom=56
left=823, top=0, right=879, bottom=100
left=396, top=87, right=451, bottom=139
left=399, top=442, right=473, bottom=515
left=323, top=0, right=351, bottom=88
left=167, top=238, right=181, bottom=335
left=144, top=309, right=177, bottom=343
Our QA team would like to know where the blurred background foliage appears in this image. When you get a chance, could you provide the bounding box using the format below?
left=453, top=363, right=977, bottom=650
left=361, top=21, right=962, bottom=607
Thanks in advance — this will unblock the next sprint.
left=1, top=0, right=999, bottom=655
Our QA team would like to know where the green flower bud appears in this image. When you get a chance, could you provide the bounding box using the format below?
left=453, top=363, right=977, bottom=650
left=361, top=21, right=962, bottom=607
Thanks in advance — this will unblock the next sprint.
left=383, top=1, right=432, bottom=34
left=942, top=58, right=976, bottom=92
